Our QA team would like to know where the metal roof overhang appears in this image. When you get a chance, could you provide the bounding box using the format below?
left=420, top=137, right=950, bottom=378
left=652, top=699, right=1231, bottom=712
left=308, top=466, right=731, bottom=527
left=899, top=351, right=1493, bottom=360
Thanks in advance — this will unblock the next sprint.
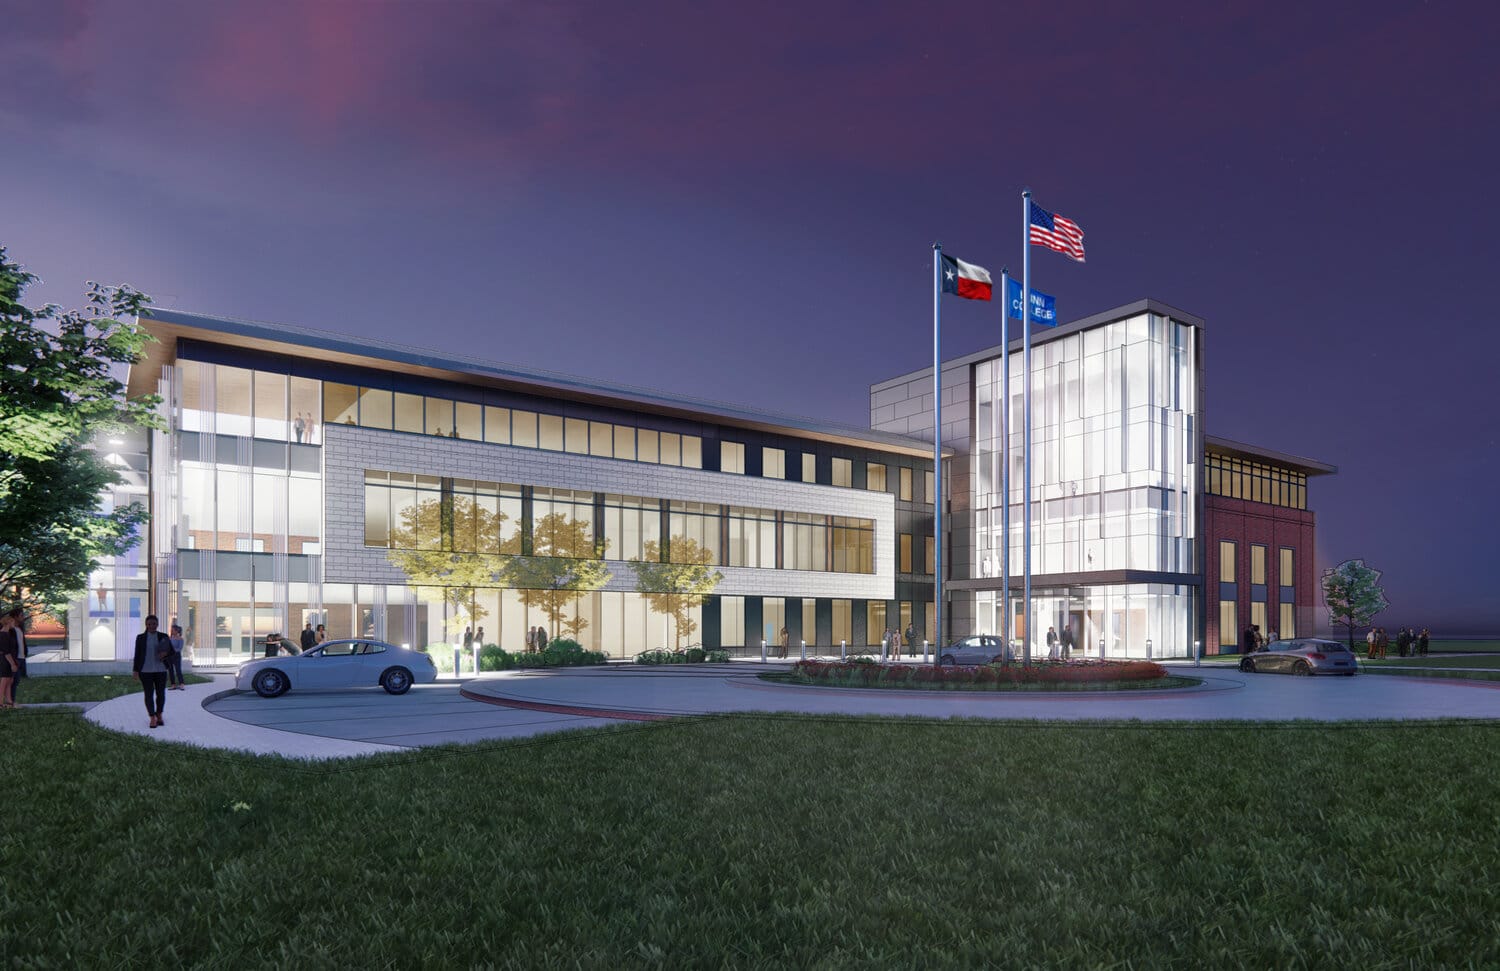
left=127, top=309, right=948, bottom=459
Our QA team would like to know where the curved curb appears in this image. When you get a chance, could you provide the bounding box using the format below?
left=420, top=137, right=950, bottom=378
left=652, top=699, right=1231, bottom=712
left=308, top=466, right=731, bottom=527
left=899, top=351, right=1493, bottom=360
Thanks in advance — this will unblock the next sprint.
left=727, top=672, right=1233, bottom=701
left=458, top=685, right=673, bottom=722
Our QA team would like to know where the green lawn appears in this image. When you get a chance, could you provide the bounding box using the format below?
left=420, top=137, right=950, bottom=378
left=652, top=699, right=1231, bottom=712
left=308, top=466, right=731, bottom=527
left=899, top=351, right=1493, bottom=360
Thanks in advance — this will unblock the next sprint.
left=1360, top=667, right=1500, bottom=683
left=19, top=673, right=211, bottom=703
left=7, top=710, right=1500, bottom=966
left=1363, top=655, right=1500, bottom=670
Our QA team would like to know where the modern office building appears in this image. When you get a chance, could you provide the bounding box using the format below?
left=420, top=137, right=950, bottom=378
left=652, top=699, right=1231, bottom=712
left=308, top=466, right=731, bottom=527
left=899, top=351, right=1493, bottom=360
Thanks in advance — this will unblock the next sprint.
left=871, top=299, right=1333, bottom=659
left=67, top=299, right=1330, bottom=662
left=68, top=309, right=939, bottom=662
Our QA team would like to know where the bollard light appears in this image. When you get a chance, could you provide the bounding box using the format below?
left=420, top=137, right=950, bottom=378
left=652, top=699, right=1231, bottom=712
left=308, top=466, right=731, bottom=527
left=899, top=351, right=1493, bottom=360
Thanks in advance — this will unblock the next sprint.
left=1146, top=638, right=1153, bottom=659
left=800, top=639, right=806, bottom=661
left=841, top=639, right=846, bottom=661
left=1194, top=639, right=1201, bottom=667
left=1099, top=638, right=1105, bottom=658
left=761, top=639, right=767, bottom=663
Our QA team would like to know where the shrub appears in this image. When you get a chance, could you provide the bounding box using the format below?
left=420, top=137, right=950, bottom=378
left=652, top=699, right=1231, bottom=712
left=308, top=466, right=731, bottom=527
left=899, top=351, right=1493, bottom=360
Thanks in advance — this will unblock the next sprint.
left=479, top=644, right=516, bottom=671
left=515, top=639, right=608, bottom=668
left=788, top=658, right=1171, bottom=690
left=705, top=649, right=730, bottom=663
left=685, top=647, right=706, bottom=664
left=422, top=644, right=455, bottom=674
left=635, top=649, right=684, bottom=665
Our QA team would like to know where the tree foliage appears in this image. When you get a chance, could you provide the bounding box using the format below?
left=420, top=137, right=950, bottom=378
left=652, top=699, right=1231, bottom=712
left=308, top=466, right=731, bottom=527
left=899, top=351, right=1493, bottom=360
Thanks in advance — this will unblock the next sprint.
left=1321, top=558, right=1390, bottom=652
left=0, top=246, right=159, bottom=614
left=506, top=513, right=611, bottom=642
left=385, top=497, right=511, bottom=637
left=628, top=536, right=723, bottom=651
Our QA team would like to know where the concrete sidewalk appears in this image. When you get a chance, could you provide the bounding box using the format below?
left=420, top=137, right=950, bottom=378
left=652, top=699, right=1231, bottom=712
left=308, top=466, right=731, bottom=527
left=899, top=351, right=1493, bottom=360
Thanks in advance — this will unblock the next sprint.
left=84, top=675, right=405, bottom=759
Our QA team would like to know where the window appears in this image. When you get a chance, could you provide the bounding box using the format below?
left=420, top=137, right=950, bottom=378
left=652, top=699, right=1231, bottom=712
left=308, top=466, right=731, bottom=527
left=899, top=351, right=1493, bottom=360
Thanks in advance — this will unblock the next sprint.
left=455, top=402, right=482, bottom=441
left=802, top=599, right=816, bottom=648
left=832, top=599, right=852, bottom=648
left=669, top=500, right=721, bottom=563
left=1219, top=541, right=1236, bottom=583
left=425, top=396, right=454, bottom=437
left=832, top=457, right=852, bottom=487
left=1250, top=601, right=1267, bottom=638
left=564, top=417, right=588, bottom=454
left=638, top=429, right=659, bottom=463
left=925, top=471, right=934, bottom=503
left=830, top=517, right=874, bottom=574
left=763, top=447, right=785, bottom=479
left=721, top=441, right=745, bottom=474
left=924, top=536, right=935, bottom=576
left=660, top=432, right=681, bottom=466
left=614, top=425, right=636, bottom=460
left=1219, top=601, right=1237, bottom=647
left=1279, top=602, right=1296, bottom=638
left=254, top=371, right=288, bottom=439
left=682, top=436, right=702, bottom=469
left=394, top=393, right=423, bottom=434
left=866, top=463, right=886, bottom=492
left=1251, top=545, right=1267, bottom=585
left=539, top=414, right=563, bottom=451
left=323, top=382, right=358, bottom=428
left=802, top=453, right=816, bottom=483
left=867, top=601, right=887, bottom=647
left=1280, top=548, right=1295, bottom=587
left=899, top=533, right=913, bottom=573
left=533, top=487, right=596, bottom=555
left=604, top=494, right=662, bottom=562
left=512, top=410, right=538, bottom=448
left=728, top=506, right=777, bottom=569
left=784, top=512, right=828, bottom=572
left=899, top=468, right=913, bottom=501
left=484, top=406, right=511, bottom=444
left=720, top=596, right=745, bottom=647
left=357, top=388, right=392, bottom=430
left=590, top=421, right=613, bottom=458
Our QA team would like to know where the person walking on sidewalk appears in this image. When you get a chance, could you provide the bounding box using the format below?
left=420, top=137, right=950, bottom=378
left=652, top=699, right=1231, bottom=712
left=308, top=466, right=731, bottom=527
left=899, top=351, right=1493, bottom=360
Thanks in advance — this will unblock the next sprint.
left=0, top=612, right=19, bottom=709
left=4, top=607, right=27, bottom=705
left=166, top=622, right=187, bottom=690
left=132, top=614, right=172, bottom=728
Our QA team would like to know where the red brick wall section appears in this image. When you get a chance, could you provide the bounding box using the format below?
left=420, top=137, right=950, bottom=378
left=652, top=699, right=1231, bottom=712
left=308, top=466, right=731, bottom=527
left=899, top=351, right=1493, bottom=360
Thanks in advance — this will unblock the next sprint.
left=1204, top=495, right=1317, bottom=654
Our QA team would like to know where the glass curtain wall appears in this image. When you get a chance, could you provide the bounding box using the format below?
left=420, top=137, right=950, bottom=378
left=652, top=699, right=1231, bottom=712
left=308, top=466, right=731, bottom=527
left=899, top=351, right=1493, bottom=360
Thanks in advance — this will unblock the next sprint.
left=976, top=584, right=1197, bottom=659
left=973, top=313, right=1198, bottom=579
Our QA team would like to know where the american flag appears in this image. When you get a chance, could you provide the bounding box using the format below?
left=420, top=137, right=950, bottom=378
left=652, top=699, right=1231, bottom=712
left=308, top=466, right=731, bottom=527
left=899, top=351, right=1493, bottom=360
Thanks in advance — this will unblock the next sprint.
left=1029, top=201, right=1086, bottom=263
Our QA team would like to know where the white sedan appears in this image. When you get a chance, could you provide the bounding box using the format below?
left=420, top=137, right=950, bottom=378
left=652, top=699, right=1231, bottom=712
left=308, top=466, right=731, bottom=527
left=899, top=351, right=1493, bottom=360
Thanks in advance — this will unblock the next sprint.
left=235, top=638, right=438, bottom=697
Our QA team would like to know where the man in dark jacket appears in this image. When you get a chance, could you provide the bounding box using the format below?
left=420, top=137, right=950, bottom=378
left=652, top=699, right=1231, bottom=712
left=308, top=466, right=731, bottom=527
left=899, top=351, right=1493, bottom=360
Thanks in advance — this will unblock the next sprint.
left=1242, top=624, right=1258, bottom=654
left=1397, top=628, right=1411, bottom=657
left=300, top=622, right=318, bottom=652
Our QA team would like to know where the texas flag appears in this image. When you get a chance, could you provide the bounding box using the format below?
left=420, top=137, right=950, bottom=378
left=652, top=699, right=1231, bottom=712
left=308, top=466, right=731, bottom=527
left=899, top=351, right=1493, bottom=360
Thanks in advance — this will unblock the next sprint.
left=940, top=254, right=993, bottom=301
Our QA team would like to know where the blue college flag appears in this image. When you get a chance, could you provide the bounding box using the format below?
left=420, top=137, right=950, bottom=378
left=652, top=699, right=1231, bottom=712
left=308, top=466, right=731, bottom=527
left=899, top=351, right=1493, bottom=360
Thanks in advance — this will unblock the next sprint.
left=1006, top=279, right=1057, bottom=326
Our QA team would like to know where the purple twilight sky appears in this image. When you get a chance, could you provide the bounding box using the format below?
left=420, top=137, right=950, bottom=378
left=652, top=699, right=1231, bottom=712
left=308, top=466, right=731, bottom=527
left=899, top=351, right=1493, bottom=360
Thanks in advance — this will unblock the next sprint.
left=3, top=0, right=1497, bottom=629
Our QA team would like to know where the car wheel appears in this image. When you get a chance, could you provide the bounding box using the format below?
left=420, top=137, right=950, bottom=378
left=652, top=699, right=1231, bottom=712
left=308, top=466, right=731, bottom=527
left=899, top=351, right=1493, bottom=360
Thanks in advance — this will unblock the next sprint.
left=253, top=669, right=289, bottom=698
left=940, top=654, right=957, bottom=666
left=381, top=667, right=413, bottom=695
left=1239, top=657, right=1255, bottom=673
left=1293, top=660, right=1313, bottom=676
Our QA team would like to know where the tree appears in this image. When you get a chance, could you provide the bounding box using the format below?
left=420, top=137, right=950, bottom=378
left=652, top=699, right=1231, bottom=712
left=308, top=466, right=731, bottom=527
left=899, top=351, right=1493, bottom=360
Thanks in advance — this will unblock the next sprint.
left=1321, top=558, right=1389, bottom=653
left=503, top=512, right=611, bottom=643
left=0, top=247, right=160, bottom=614
left=628, top=536, right=723, bottom=651
left=386, top=496, right=511, bottom=639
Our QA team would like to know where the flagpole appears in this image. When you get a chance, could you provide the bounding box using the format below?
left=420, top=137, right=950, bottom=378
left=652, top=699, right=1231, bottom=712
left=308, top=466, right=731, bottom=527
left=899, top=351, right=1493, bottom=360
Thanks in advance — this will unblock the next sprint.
left=931, top=243, right=944, bottom=660
left=1021, top=190, right=1033, bottom=666
left=998, top=267, right=1010, bottom=652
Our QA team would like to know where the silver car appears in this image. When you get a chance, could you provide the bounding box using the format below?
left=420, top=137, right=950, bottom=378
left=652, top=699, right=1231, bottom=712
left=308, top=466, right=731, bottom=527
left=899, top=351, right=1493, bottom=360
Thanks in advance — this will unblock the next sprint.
left=938, top=635, right=1010, bottom=666
left=1238, top=637, right=1358, bottom=676
left=235, top=638, right=439, bottom=697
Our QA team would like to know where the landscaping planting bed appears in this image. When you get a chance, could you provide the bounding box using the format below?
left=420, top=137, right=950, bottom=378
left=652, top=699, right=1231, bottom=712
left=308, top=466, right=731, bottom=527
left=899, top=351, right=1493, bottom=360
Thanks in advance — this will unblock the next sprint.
left=774, top=658, right=1197, bottom=692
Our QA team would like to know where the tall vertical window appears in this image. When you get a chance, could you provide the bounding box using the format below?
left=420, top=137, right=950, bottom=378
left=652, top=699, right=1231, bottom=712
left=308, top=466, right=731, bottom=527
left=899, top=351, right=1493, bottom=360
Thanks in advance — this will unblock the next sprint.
left=1250, top=601, right=1267, bottom=638
left=924, top=536, right=935, bottom=575
left=925, top=471, right=935, bottom=503
left=784, top=512, right=828, bottom=572
left=1279, top=547, right=1295, bottom=587
left=323, top=382, right=358, bottom=429
left=802, top=453, right=817, bottom=483
left=866, top=463, right=887, bottom=492
left=1219, top=601, right=1237, bottom=647
left=832, top=600, right=852, bottom=647
left=832, top=458, right=852, bottom=487
left=867, top=601, right=887, bottom=646
left=720, top=596, right=745, bottom=647
left=802, top=599, right=817, bottom=648
left=899, top=533, right=913, bottom=573
left=721, top=441, right=745, bottom=474
left=394, top=393, right=423, bottom=433
left=604, top=494, right=662, bottom=562
left=1279, top=602, right=1296, bottom=638
left=763, top=447, right=785, bottom=479
left=1251, top=545, right=1267, bottom=585
left=533, top=487, right=596, bottom=554
left=727, top=506, right=777, bottom=569
left=590, top=422, right=614, bottom=458
left=899, top=468, right=913, bottom=501
left=357, top=388, right=393, bottom=430
left=425, top=397, right=454, bottom=438
left=830, top=517, right=874, bottom=574
left=669, top=501, right=721, bottom=563
left=1219, top=541, right=1237, bottom=582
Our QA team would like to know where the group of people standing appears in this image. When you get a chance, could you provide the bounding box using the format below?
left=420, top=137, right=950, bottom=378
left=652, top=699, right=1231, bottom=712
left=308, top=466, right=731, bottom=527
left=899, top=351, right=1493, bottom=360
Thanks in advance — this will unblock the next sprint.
left=1045, top=625, right=1076, bottom=660
left=525, top=626, right=549, bottom=652
left=1, top=608, right=30, bottom=708
left=1365, top=626, right=1429, bottom=659
left=291, top=411, right=317, bottom=444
